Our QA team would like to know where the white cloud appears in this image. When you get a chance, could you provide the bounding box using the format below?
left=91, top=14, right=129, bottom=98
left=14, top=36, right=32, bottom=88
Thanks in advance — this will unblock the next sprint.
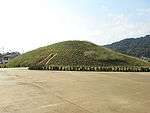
left=136, top=8, right=150, bottom=15
left=88, top=14, right=150, bottom=45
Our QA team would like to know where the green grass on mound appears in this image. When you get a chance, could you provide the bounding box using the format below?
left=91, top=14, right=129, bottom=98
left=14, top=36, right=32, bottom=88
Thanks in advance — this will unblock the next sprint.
left=7, top=41, right=150, bottom=67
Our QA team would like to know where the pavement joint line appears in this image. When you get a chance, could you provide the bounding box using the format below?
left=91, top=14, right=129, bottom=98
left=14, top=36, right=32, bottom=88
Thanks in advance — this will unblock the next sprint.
left=40, top=103, right=63, bottom=108
left=53, top=93, right=94, bottom=113
left=27, top=82, right=93, bottom=112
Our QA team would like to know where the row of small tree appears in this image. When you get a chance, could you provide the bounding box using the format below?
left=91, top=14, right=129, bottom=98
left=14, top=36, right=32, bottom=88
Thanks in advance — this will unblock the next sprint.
left=0, top=64, right=6, bottom=68
left=29, top=64, right=150, bottom=72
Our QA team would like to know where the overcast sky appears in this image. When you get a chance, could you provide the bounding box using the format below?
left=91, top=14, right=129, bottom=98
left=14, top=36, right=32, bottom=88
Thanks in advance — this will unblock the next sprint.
left=0, top=0, right=150, bottom=53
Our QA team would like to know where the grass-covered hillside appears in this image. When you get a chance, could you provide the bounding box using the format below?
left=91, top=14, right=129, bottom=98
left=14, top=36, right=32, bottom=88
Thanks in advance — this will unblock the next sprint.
left=105, top=35, right=150, bottom=59
left=7, top=41, right=150, bottom=67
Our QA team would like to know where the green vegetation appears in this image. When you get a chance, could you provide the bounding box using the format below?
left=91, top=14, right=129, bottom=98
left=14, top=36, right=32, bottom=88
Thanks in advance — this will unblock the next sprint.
left=0, top=64, right=6, bottom=68
left=29, top=65, right=150, bottom=72
left=7, top=41, right=150, bottom=71
left=105, top=35, right=150, bottom=58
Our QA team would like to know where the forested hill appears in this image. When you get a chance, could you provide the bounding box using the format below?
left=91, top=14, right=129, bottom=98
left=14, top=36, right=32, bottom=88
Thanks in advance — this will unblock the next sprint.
left=105, top=35, right=150, bottom=59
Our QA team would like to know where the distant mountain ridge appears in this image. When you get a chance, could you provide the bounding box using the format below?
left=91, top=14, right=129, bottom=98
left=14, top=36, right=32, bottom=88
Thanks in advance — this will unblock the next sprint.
left=105, top=35, right=150, bottom=59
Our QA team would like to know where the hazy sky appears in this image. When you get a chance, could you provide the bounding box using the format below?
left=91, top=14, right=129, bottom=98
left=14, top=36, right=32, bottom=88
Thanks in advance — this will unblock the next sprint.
left=0, top=0, right=150, bottom=52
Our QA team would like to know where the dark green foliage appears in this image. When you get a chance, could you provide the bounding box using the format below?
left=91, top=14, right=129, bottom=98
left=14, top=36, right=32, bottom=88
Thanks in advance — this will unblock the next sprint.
left=105, top=35, right=150, bottom=58
left=0, top=64, right=6, bottom=68
left=28, top=64, right=44, bottom=70
left=29, top=65, right=150, bottom=72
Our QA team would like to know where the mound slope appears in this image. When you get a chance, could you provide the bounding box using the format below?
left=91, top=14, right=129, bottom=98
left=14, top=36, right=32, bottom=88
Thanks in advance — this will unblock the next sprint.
left=7, top=41, right=150, bottom=67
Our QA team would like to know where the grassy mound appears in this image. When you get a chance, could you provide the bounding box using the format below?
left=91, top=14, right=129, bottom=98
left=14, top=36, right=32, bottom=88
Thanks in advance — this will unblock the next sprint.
left=7, top=41, right=150, bottom=67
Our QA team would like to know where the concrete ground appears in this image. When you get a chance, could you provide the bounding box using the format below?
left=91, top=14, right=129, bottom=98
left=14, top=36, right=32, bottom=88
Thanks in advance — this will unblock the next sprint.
left=0, top=68, right=150, bottom=113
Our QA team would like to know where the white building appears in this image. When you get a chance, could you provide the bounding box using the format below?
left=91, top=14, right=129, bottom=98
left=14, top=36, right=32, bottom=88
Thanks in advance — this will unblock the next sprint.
left=0, top=52, right=20, bottom=64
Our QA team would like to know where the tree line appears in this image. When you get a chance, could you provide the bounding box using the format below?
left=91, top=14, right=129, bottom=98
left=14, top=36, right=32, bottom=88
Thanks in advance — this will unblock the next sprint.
left=29, top=64, right=150, bottom=72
